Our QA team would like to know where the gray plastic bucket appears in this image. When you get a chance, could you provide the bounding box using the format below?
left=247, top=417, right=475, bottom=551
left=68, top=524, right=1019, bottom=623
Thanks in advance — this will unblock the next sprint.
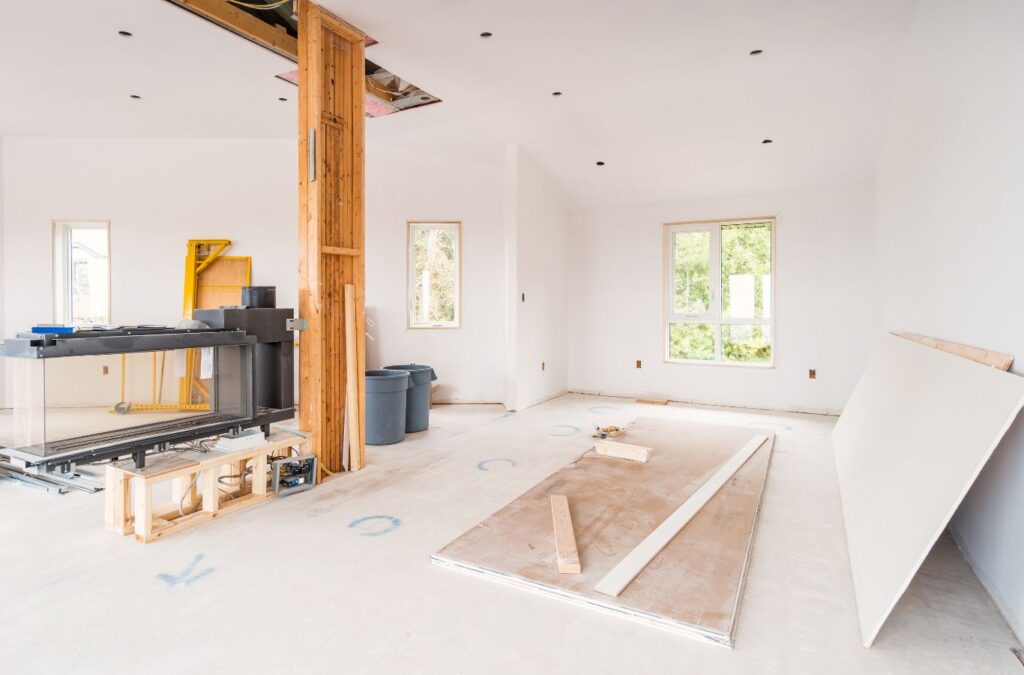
left=383, top=364, right=437, bottom=433
left=365, top=369, right=411, bottom=445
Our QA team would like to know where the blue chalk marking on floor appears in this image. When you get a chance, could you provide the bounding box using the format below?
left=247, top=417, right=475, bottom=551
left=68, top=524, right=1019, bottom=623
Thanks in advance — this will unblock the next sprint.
left=587, top=406, right=620, bottom=414
left=549, top=424, right=582, bottom=436
left=157, top=554, right=215, bottom=588
left=348, top=515, right=402, bottom=537
left=476, top=458, right=517, bottom=471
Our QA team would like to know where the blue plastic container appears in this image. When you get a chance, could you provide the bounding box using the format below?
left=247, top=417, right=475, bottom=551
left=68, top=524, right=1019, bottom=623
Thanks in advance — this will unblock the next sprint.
left=383, top=364, right=437, bottom=432
left=365, top=369, right=411, bottom=445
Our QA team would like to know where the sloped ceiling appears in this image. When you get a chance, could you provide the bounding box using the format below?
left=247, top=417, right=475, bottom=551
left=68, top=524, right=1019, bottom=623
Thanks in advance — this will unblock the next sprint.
left=323, top=0, right=918, bottom=207
left=0, top=0, right=918, bottom=207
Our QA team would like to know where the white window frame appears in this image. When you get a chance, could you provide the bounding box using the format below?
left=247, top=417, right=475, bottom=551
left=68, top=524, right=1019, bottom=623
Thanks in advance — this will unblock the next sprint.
left=406, top=220, right=462, bottom=329
left=53, top=220, right=112, bottom=326
left=663, top=217, right=775, bottom=367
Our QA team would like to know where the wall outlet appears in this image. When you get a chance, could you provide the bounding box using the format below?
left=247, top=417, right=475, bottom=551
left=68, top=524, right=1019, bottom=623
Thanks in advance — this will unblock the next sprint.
left=809, top=369, right=817, bottom=379
left=636, top=359, right=642, bottom=369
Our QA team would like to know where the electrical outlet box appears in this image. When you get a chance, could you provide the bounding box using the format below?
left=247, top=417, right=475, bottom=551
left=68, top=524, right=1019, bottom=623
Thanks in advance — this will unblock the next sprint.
left=102, top=366, right=109, bottom=375
left=809, top=369, right=817, bottom=379
left=272, top=454, right=317, bottom=496
left=636, top=360, right=642, bottom=369
left=541, top=361, right=546, bottom=371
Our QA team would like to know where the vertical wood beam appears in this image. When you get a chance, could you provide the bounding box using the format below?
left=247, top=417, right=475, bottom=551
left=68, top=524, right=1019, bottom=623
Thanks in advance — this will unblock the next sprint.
left=298, top=0, right=367, bottom=473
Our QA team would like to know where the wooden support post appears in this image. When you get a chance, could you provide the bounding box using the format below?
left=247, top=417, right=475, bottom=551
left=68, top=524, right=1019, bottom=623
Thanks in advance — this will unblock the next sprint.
left=200, top=469, right=219, bottom=515
left=297, top=0, right=367, bottom=473
left=104, top=466, right=132, bottom=535
left=132, top=477, right=154, bottom=540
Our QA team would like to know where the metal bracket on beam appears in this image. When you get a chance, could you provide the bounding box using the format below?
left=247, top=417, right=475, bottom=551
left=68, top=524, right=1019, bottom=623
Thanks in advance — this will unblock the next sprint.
left=287, top=318, right=308, bottom=332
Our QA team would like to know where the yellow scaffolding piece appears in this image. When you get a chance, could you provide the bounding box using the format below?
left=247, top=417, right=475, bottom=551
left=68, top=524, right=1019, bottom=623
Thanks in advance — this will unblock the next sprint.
left=113, top=240, right=251, bottom=414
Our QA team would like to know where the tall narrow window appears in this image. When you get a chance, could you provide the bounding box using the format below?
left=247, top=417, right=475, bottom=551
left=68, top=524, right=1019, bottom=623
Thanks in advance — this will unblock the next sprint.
left=54, top=221, right=111, bottom=326
left=664, top=218, right=774, bottom=365
left=407, top=221, right=460, bottom=328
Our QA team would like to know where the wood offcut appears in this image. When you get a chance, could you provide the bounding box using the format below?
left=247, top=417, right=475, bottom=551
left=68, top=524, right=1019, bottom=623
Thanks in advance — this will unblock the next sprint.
left=550, top=495, right=581, bottom=574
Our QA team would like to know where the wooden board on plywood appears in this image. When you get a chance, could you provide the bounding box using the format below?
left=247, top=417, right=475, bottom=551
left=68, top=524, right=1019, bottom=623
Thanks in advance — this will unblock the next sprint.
left=432, top=418, right=775, bottom=647
left=594, top=439, right=651, bottom=463
left=549, top=495, right=581, bottom=574
left=832, top=335, right=1024, bottom=647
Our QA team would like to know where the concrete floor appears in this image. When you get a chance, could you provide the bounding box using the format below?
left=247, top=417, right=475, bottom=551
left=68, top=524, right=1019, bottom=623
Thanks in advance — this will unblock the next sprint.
left=2, top=393, right=1020, bottom=674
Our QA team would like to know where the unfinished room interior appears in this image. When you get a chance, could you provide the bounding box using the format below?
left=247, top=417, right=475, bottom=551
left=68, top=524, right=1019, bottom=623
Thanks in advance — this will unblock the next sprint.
left=3, top=0, right=1024, bottom=672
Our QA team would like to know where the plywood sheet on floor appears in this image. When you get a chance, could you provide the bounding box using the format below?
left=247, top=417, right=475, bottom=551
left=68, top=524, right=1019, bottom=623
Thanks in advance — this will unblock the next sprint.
left=832, top=334, right=1024, bottom=647
left=432, top=417, right=774, bottom=647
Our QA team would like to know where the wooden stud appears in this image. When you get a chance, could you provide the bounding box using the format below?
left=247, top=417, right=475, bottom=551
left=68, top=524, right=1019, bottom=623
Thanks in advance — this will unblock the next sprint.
left=200, top=468, right=220, bottom=515
left=298, top=0, right=367, bottom=473
left=899, top=332, right=1013, bottom=371
left=550, top=495, right=581, bottom=574
left=132, top=477, right=154, bottom=540
left=104, top=466, right=132, bottom=536
left=345, top=284, right=364, bottom=469
left=594, top=435, right=769, bottom=597
left=322, top=246, right=362, bottom=256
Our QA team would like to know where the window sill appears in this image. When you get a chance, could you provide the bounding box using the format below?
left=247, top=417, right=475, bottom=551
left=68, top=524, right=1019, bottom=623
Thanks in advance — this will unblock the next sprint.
left=663, top=358, right=775, bottom=369
left=407, top=324, right=461, bottom=330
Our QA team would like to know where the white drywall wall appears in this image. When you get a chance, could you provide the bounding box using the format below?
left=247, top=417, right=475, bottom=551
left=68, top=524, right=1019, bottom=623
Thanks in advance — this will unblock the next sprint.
left=364, top=144, right=504, bottom=403
left=874, top=0, right=1024, bottom=641
left=2, top=137, right=298, bottom=327
left=568, top=184, right=874, bottom=414
left=503, top=145, right=569, bottom=410
left=0, top=137, right=298, bottom=407
left=0, top=138, right=507, bottom=407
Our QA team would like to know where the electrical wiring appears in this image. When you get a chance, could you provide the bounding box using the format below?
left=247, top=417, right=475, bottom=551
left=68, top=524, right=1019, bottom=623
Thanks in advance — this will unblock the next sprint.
left=178, top=471, right=202, bottom=516
left=226, top=0, right=292, bottom=10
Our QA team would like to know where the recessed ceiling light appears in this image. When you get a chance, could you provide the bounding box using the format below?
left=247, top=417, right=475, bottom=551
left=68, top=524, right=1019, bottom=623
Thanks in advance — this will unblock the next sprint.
left=130, top=94, right=142, bottom=99
left=749, top=49, right=763, bottom=55
left=596, top=161, right=605, bottom=166
left=479, top=31, right=493, bottom=38
left=762, top=138, right=773, bottom=144
left=118, top=30, right=133, bottom=37
left=552, top=91, right=563, bottom=96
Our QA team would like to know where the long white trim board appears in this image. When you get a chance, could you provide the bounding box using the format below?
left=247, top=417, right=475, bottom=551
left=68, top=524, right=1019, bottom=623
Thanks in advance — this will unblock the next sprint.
left=832, top=334, right=1024, bottom=647
left=594, top=434, right=769, bottom=597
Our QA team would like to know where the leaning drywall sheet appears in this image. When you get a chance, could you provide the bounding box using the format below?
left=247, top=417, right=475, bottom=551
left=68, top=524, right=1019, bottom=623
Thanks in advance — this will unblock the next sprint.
left=832, top=334, right=1024, bottom=647
left=432, top=418, right=774, bottom=647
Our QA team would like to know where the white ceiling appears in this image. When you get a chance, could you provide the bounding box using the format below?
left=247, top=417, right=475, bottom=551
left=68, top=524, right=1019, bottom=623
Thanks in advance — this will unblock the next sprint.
left=0, top=0, right=296, bottom=139
left=0, top=0, right=918, bottom=207
left=327, top=0, right=919, bottom=207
